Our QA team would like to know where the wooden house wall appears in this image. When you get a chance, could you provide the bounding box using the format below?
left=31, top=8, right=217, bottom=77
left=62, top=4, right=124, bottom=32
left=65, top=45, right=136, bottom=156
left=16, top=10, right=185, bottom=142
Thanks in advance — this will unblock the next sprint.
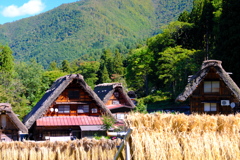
left=34, top=126, right=106, bottom=140
left=0, top=115, right=19, bottom=130
left=34, top=126, right=79, bottom=140
left=43, top=81, right=102, bottom=117
left=105, top=90, right=129, bottom=106
left=190, top=67, right=238, bottom=114
left=0, top=115, right=19, bottom=141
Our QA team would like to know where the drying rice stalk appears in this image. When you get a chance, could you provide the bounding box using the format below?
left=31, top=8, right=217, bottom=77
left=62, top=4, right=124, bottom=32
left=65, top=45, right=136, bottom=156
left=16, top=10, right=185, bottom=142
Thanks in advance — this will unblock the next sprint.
left=125, top=112, right=240, bottom=160
left=0, top=138, right=120, bottom=160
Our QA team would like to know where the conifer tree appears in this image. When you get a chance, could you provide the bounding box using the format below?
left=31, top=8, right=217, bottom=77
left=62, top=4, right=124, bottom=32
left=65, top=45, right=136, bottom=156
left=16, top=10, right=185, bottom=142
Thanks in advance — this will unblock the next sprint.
left=0, top=44, right=14, bottom=74
left=215, top=0, right=240, bottom=86
left=101, top=65, right=111, bottom=83
left=97, top=49, right=114, bottom=83
left=113, top=49, right=124, bottom=76
left=61, top=60, right=71, bottom=73
left=49, top=61, right=58, bottom=70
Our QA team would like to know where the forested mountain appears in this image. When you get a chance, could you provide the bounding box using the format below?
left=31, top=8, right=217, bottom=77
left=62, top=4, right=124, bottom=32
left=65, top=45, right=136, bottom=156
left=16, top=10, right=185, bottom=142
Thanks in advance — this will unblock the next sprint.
left=0, top=0, right=193, bottom=67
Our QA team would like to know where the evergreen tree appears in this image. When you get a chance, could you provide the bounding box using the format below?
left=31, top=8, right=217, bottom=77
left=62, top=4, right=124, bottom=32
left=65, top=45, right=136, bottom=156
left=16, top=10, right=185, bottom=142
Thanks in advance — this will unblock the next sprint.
left=0, top=44, right=14, bottom=74
left=214, top=0, right=240, bottom=86
left=97, top=49, right=114, bottom=83
left=197, top=0, right=215, bottom=57
left=178, top=10, right=190, bottom=22
left=48, top=61, right=58, bottom=70
left=103, top=49, right=114, bottom=76
left=61, top=60, right=71, bottom=73
left=113, top=50, right=124, bottom=76
left=111, top=50, right=125, bottom=82
left=101, top=64, right=111, bottom=83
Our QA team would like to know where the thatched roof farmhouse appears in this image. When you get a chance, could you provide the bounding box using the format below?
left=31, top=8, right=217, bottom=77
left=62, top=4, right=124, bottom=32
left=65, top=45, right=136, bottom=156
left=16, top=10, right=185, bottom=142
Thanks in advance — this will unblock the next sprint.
left=23, top=74, right=115, bottom=140
left=94, top=83, right=135, bottom=119
left=176, top=60, right=240, bottom=114
left=0, top=103, right=28, bottom=141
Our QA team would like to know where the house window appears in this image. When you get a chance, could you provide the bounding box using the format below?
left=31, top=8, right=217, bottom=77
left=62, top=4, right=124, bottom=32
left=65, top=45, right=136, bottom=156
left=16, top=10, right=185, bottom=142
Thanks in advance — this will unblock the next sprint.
left=204, top=81, right=220, bottom=93
left=204, top=103, right=217, bottom=112
left=68, top=90, right=79, bottom=99
left=112, top=100, right=119, bottom=105
left=114, top=113, right=125, bottom=119
left=91, top=108, right=98, bottom=113
left=58, top=105, right=70, bottom=113
left=77, top=105, right=89, bottom=113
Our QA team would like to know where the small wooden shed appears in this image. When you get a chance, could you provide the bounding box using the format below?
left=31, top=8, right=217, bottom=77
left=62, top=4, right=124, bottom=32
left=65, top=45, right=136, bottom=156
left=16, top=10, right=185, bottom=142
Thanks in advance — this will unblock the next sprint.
left=23, top=74, right=115, bottom=140
left=175, top=60, right=240, bottom=114
left=94, top=83, right=135, bottom=119
left=0, top=103, right=28, bottom=141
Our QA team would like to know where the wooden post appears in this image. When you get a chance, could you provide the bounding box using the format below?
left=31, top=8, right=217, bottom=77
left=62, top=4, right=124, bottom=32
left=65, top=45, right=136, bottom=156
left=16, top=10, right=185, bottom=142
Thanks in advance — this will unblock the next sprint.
left=125, top=141, right=131, bottom=160
left=129, top=136, right=134, bottom=160
left=111, top=128, right=133, bottom=160
left=0, top=129, right=2, bottom=142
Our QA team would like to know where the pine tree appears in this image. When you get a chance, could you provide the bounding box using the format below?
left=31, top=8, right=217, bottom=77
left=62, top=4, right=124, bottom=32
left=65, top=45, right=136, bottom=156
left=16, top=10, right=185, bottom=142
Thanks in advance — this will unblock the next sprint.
left=61, top=60, right=71, bottom=73
left=214, top=0, right=240, bottom=86
left=101, top=65, right=111, bottom=83
left=49, top=61, right=58, bottom=70
left=97, top=49, right=114, bottom=83
left=0, top=44, right=14, bottom=74
left=113, top=50, right=124, bottom=76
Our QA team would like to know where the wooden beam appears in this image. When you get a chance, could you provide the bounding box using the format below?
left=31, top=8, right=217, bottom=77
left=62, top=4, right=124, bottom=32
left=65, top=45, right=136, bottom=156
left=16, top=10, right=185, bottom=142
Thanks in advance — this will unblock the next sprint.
left=114, top=129, right=133, bottom=160
left=54, top=102, right=91, bottom=105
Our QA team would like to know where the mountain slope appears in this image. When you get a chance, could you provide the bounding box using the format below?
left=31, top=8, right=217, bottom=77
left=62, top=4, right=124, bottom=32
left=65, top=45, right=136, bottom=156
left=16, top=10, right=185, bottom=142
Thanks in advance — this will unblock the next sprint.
left=0, top=0, right=193, bottom=67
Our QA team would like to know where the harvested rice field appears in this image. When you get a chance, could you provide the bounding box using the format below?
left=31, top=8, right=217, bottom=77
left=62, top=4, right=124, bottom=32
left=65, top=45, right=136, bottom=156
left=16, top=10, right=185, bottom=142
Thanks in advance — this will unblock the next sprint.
left=1, top=113, right=240, bottom=160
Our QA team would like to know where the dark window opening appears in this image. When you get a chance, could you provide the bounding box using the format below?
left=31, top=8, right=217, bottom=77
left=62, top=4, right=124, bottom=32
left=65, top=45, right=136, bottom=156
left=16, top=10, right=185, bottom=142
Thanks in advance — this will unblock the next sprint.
left=68, top=90, right=79, bottom=99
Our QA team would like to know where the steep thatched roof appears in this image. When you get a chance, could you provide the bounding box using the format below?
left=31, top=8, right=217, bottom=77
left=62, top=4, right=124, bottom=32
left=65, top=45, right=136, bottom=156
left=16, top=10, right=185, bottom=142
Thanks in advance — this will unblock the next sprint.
left=94, top=83, right=135, bottom=108
left=176, top=60, right=240, bottom=102
left=23, top=74, right=114, bottom=129
left=0, top=103, right=28, bottom=133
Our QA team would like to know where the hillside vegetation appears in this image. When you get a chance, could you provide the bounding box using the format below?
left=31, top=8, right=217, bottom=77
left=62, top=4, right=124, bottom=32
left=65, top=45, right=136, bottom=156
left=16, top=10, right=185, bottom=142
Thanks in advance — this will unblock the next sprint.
left=126, top=0, right=240, bottom=103
left=0, top=0, right=193, bottom=67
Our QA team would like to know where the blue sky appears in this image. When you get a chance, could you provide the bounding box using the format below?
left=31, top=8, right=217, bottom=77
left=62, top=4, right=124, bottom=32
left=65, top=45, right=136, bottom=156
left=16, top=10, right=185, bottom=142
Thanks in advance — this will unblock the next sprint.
left=0, top=0, right=78, bottom=24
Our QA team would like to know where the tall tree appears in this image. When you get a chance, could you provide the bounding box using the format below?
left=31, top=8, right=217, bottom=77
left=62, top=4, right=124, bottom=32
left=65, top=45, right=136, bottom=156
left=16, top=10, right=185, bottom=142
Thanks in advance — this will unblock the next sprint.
left=214, top=0, right=240, bottom=86
left=48, top=61, right=58, bottom=71
left=101, top=65, right=111, bottom=83
left=0, top=75, right=29, bottom=120
left=112, top=50, right=125, bottom=82
left=126, top=46, right=154, bottom=96
left=0, top=44, right=14, bottom=74
left=157, top=46, right=202, bottom=96
left=0, top=44, right=29, bottom=119
left=113, top=50, right=124, bottom=76
left=78, top=61, right=100, bottom=88
left=61, top=60, right=71, bottom=73
left=15, top=60, right=48, bottom=107
left=97, top=49, right=114, bottom=84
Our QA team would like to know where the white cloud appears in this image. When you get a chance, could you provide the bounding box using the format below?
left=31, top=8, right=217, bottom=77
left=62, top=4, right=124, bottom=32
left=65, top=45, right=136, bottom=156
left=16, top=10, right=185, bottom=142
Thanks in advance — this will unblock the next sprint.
left=2, top=0, right=45, bottom=17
